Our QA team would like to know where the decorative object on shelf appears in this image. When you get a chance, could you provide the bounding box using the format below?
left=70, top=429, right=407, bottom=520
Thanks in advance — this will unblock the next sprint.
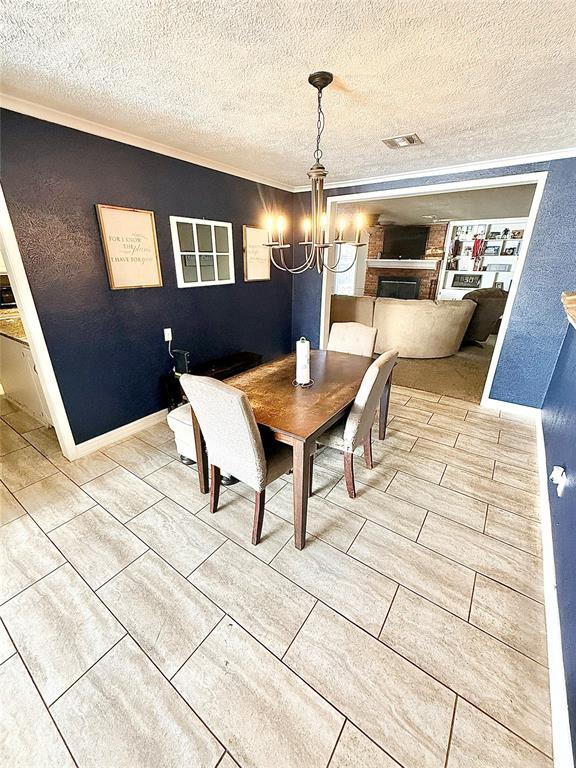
left=294, top=337, right=313, bottom=387
left=96, top=204, right=162, bottom=290
left=501, top=228, right=510, bottom=238
left=486, top=263, right=512, bottom=272
left=484, top=245, right=501, bottom=255
left=502, top=247, right=518, bottom=255
left=243, top=226, right=271, bottom=281
left=452, top=273, right=482, bottom=288
left=511, top=229, right=524, bottom=239
left=264, top=71, right=366, bottom=275
left=495, top=281, right=504, bottom=289
left=488, top=231, right=501, bottom=239
left=561, top=290, right=576, bottom=330
left=472, top=235, right=484, bottom=270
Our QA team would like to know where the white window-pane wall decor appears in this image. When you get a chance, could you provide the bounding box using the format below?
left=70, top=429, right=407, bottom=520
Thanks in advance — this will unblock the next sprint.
left=170, top=216, right=235, bottom=287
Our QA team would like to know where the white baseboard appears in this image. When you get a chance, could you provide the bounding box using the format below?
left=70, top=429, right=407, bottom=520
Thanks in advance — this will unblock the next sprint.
left=536, top=415, right=574, bottom=767
left=481, top=395, right=540, bottom=423
left=70, top=409, right=168, bottom=459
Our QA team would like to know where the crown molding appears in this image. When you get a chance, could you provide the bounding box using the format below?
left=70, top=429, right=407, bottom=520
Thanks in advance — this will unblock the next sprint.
left=0, top=94, right=294, bottom=192
left=3, top=94, right=576, bottom=195
left=292, top=147, right=576, bottom=192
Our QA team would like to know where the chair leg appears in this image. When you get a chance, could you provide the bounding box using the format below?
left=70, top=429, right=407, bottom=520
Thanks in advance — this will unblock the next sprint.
left=344, top=452, right=356, bottom=499
left=308, top=452, right=315, bottom=497
left=363, top=428, right=373, bottom=469
left=252, top=489, right=266, bottom=545
left=210, top=465, right=221, bottom=513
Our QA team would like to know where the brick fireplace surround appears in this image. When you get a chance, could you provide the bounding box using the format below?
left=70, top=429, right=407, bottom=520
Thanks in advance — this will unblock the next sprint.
left=364, top=222, right=446, bottom=299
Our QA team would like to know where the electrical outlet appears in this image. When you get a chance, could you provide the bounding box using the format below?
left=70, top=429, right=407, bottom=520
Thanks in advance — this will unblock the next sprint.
left=164, top=328, right=172, bottom=342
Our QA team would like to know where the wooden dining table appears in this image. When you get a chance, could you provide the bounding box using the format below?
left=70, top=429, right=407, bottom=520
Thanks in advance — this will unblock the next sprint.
left=190, top=349, right=392, bottom=549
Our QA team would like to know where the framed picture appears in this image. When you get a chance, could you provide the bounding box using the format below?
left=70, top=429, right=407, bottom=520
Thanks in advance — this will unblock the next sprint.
left=495, top=281, right=504, bottom=289
left=452, top=273, right=482, bottom=288
left=511, top=229, right=524, bottom=239
left=243, top=225, right=271, bottom=281
left=486, top=263, right=512, bottom=272
left=488, top=231, right=501, bottom=239
left=96, top=204, right=162, bottom=289
left=484, top=245, right=501, bottom=255
left=502, top=247, right=517, bottom=255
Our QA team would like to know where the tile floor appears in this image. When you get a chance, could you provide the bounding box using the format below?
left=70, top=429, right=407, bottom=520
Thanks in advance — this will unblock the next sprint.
left=0, top=388, right=552, bottom=767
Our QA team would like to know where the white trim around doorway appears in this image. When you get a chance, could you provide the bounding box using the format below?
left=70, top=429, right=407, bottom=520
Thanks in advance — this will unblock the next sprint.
left=0, top=185, right=77, bottom=459
left=321, top=171, right=549, bottom=407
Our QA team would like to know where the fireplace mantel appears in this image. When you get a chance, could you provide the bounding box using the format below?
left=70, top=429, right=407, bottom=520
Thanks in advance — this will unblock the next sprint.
left=366, top=259, right=440, bottom=270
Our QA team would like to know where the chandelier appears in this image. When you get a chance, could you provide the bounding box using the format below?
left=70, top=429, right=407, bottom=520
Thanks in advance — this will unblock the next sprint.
left=265, top=71, right=365, bottom=274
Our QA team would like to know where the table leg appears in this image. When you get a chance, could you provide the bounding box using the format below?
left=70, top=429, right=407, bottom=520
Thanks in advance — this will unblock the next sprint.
left=293, top=439, right=313, bottom=550
left=191, top=409, right=209, bottom=494
left=379, top=371, right=393, bottom=441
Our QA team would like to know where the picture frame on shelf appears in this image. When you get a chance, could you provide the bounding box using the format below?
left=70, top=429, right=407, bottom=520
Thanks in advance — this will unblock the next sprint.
left=486, top=263, right=512, bottom=272
left=488, top=231, right=501, bottom=239
left=494, top=281, right=505, bottom=289
left=452, top=273, right=482, bottom=289
left=484, top=245, right=501, bottom=255
left=511, top=229, right=524, bottom=239
left=502, top=247, right=517, bottom=255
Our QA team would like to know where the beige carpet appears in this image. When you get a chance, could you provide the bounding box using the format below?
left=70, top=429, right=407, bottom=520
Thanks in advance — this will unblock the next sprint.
left=392, top=336, right=496, bottom=403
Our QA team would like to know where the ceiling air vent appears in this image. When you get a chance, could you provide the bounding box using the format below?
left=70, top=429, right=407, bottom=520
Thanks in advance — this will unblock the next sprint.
left=382, top=133, right=423, bottom=149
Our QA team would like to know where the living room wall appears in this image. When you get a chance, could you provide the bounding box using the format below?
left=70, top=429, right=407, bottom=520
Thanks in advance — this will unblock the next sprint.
left=1, top=109, right=293, bottom=443
left=292, top=157, right=576, bottom=408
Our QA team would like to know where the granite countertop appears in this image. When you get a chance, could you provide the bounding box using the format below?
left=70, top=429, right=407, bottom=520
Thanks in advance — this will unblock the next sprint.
left=0, top=309, right=28, bottom=345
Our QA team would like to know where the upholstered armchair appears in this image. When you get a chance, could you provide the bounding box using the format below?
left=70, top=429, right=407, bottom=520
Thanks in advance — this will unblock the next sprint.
left=462, top=287, right=509, bottom=343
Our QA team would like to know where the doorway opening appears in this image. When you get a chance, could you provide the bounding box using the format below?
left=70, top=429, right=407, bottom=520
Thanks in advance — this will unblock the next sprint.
left=0, top=186, right=75, bottom=459
left=322, top=173, right=547, bottom=406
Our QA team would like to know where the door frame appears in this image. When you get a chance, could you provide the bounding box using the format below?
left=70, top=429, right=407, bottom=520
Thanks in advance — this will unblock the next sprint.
left=321, top=171, right=549, bottom=408
left=0, top=184, right=77, bottom=457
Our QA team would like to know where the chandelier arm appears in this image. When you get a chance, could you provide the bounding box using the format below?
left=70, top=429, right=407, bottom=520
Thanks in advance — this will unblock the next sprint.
left=269, top=245, right=316, bottom=274
left=269, top=250, right=288, bottom=271
left=288, top=248, right=317, bottom=273
left=322, top=258, right=359, bottom=274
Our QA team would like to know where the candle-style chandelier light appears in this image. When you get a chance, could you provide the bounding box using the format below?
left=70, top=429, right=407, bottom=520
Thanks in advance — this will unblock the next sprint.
left=265, top=71, right=365, bottom=274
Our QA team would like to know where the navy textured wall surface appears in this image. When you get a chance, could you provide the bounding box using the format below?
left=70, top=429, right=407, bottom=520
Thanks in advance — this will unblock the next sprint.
left=542, top=324, right=576, bottom=748
left=1, top=110, right=293, bottom=442
left=292, top=159, right=576, bottom=407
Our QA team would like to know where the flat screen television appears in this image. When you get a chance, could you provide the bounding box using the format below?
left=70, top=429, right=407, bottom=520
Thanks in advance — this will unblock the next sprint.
left=382, top=225, right=428, bottom=259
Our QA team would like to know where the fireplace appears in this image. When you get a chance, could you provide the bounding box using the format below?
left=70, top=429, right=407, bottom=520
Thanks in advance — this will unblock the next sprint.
left=377, top=276, right=420, bottom=299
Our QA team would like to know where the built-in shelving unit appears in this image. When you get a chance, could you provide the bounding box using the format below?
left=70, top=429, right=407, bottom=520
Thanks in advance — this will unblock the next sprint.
left=437, top=218, right=527, bottom=300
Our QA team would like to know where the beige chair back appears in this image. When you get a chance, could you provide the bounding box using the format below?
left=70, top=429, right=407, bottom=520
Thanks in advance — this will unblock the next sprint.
left=327, top=322, right=377, bottom=357
left=179, top=375, right=267, bottom=491
left=343, top=349, right=398, bottom=452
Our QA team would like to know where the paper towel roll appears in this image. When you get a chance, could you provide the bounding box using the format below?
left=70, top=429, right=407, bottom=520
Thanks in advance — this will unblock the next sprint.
left=296, top=337, right=311, bottom=385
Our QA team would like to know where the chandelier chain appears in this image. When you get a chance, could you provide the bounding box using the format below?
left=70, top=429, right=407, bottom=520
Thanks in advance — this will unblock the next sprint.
left=313, top=89, right=325, bottom=163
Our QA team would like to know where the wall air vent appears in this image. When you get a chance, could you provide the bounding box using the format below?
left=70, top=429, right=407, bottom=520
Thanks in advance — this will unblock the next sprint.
left=382, top=133, right=423, bottom=149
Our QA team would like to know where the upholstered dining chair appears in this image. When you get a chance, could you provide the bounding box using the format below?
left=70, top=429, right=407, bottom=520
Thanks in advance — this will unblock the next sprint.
left=327, top=321, right=377, bottom=357
left=179, top=375, right=293, bottom=545
left=315, top=349, right=398, bottom=499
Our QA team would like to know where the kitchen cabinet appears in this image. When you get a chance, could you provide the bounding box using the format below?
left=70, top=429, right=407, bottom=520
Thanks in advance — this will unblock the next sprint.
left=0, top=335, right=52, bottom=424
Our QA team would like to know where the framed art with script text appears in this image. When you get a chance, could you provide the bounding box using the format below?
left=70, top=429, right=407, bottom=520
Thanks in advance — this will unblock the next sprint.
left=243, top=225, right=271, bottom=281
left=96, top=204, right=163, bottom=289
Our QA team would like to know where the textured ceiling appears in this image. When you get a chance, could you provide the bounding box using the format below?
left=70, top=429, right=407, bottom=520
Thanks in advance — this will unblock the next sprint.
left=2, top=1, right=576, bottom=187
left=338, top=184, right=536, bottom=223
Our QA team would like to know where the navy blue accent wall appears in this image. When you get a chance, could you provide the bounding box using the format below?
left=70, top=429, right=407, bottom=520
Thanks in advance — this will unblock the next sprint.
left=292, top=159, right=576, bottom=407
left=542, top=324, right=576, bottom=748
left=1, top=110, right=293, bottom=443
